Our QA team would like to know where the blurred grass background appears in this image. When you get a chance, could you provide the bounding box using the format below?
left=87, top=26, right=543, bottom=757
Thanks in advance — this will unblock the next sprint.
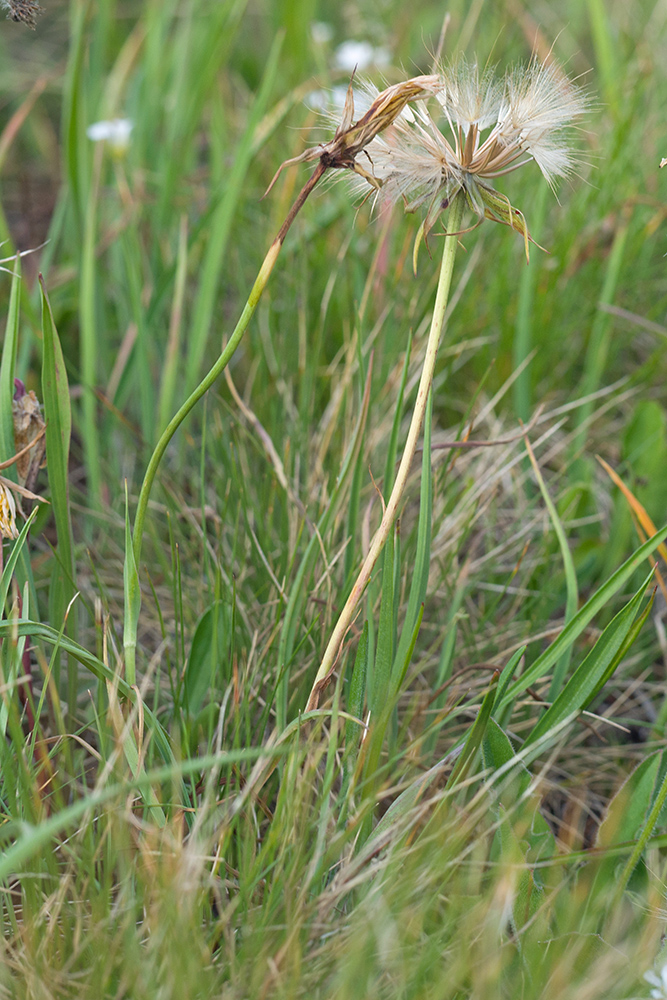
left=0, top=0, right=666, bottom=996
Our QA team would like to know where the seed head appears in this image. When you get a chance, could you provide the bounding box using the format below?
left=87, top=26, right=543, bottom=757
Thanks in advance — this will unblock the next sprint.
left=359, top=57, right=587, bottom=257
left=1, top=0, right=43, bottom=28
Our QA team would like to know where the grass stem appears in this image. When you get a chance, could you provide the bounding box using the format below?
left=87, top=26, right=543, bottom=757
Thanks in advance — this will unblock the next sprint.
left=306, top=193, right=465, bottom=711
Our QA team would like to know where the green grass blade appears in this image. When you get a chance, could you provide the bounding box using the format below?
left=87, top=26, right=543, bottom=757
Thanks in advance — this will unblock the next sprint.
left=523, top=435, right=578, bottom=699
left=371, top=527, right=395, bottom=717
left=157, top=215, right=189, bottom=433
left=614, top=763, right=667, bottom=901
left=275, top=360, right=373, bottom=729
left=40, top=275, right=76, bottom=703
left=574, top=221, right=629, bottom=452
left=0, top=508, right=38, bottom=615
left=497, top=523, right=667, bottom=715
left=0, top=618, right=176, bottom=771
left=183, top=31, right=284, bottom=395
left=392, top=387, right=433, bottom=687
left=446, top=672, right=498, bottom=789
left=0, top=260, right=20, bottom=467
left=123, top=481, right=140, bottom=687
left=524, top=570, right=652, bottom=748
left=383, top=330, right=413, bottom=496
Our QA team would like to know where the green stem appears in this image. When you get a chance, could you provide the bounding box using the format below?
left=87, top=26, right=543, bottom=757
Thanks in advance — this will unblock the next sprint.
left=306, top=193, right=465, bottom=711
left=131, top=161, right=326, bottom=565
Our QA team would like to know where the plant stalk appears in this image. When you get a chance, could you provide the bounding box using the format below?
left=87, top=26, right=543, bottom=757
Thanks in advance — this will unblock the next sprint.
left=306, top=193, right=465, bottom=711
left=131, top=161, right=326, bottom=565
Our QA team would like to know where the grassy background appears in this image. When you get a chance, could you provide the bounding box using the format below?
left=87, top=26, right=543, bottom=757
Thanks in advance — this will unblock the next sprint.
left=0, top=0, right=666, bottom=996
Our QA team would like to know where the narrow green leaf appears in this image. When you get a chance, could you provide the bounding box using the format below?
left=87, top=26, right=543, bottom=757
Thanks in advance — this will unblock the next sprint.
left=392, top=388, right=433, bottom=687
left=123, top=481, right=141, bottom=687
left=383, top=330, right=413, bottom=496
left=345, top=621, right=368, bottom=755
left=276, top=359, right=373, bottom=729
left=372, top=527, right=395, bottom=715
left=0, top=509, right=38, bottom=616
left=0, top=618, right=176, bottom=773
left=183, top=600, right=229, bottom=717
left=40, top=275, right=76, bottom=700
left=0, top=261, right=20, bottom=468
left=614, top=761, right=667, bottom=900
left=523, top=436, right=578, bottom=700
left=446, top=672, right=498, bottom=789
left=493, top=647, right=526, bottom=718
left=597, top=752, right=662, bottom=851
left=524, top=571, right=652, bottom=748
left=498, top=523, right=667, bottom=715
left=184, top=31, right=284, bottom=395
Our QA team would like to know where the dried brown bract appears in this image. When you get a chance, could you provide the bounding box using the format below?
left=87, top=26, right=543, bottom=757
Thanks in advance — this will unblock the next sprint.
left=1, top=0, right=44, bottom=28
left=13, top=380, right=46, bottom=494
left=265, top=74, right=440, bottom=196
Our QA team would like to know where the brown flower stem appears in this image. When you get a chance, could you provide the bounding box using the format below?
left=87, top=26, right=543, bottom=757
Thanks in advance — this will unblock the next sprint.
left=132, top=161, right=326, bottom=565
left=306, top=193, right=465, bottom=711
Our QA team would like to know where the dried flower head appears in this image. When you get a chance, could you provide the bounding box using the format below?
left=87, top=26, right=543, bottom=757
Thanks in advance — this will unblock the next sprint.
left=360, top=57, right=587, bottom=256
left=13, top=379, right=46, bottom=492
left=0, top=481, right=18, bottom=540
left=266, top=74, right=440, bottom=196
left=1, top=0, right=43, bottom=28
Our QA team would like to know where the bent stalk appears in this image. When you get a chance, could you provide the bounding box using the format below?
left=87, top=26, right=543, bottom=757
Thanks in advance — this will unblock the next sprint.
left=131, top=162, right=326, bottom=565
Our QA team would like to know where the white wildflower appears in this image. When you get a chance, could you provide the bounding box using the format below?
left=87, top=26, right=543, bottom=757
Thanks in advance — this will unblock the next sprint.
left=86, top=118, right=133, bottom=155
left=305, top=85, right=353, bottom=113
left=311, top=21, right=333, bottom=45
left=359, top=56, right=587, bottom=254
left=645, top=964, right=667, bottom=999
left=334, top=40, right=390, bottom=72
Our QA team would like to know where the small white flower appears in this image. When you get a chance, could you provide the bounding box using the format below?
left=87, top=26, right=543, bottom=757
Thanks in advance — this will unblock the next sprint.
left=311, top=21, right=333, bottom=45
left=645, top=964, right=667, bottom=999
left=86, top=118, right=133, bottom=155
left=334, top=40, right=390, bottom=72
left=305, top=86, right=353, bottom=113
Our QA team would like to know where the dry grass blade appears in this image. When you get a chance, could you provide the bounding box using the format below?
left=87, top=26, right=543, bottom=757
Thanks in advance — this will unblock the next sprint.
left=597, top=455, right=667, bottom=602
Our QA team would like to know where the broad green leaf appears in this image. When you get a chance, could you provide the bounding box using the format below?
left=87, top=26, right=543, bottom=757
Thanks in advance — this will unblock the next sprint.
left=597, top=751, right=662, bottom=851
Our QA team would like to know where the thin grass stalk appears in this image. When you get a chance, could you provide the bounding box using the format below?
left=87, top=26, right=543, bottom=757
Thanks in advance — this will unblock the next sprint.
left=306, top=192, right=465, bottom=711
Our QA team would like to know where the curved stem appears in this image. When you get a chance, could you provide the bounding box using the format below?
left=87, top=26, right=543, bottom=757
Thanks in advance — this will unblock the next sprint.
left=306, top=193, right=465, bottom=711
left=131, top=162, right=325, bottom=565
